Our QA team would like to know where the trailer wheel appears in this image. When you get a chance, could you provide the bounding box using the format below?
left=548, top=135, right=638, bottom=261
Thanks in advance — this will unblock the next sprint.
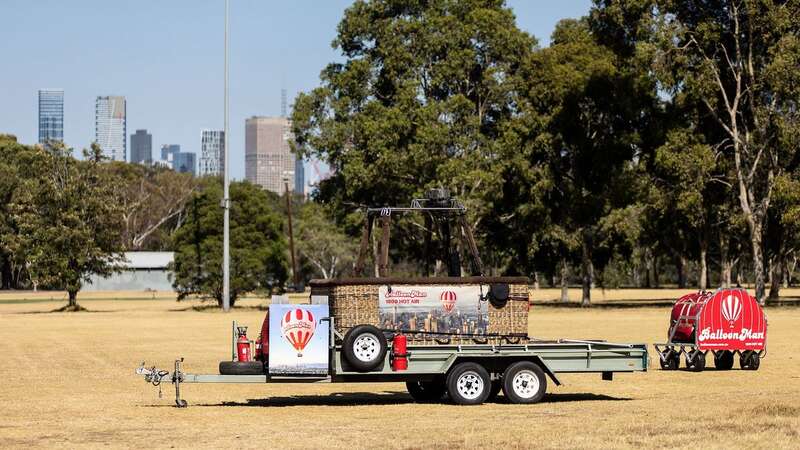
left=659, top=349, right=679, bottom=370
left=342, top=325, right=387, bottom=372
left=686, top=351, right=705, bottom=372
left=713, top=351, right=734, bottom=370
left=446, top=362, right=491, bottom=405
left=219, top=361, right=265, bottom=375
left=502, top=361, right=547, bottom=404
left=406, top=380, right=446, bottom=403
left=740, top=351, right=760, bottom=370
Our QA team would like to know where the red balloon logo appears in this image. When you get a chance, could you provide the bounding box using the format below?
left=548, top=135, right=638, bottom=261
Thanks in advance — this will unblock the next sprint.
left=440, top=291, right=457, bottom=314
left=280, top=308, right=316, bottom=357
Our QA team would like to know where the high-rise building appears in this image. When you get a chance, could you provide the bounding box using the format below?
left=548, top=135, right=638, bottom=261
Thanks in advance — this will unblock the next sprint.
left=245, top=116, right=303, bottom=194
left=160, top=144, right=196, bottom=176
left=38, top=89, right=64, bottom=144
left=130, top=129, right=152, bottom=164
left=200, top=130, right=224, bottom=176
left=95, top=96, right=126, bottom=161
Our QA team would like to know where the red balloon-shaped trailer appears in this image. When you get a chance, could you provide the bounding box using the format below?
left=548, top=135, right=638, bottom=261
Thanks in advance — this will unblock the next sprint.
left=654, top=288, right=767, bottom=371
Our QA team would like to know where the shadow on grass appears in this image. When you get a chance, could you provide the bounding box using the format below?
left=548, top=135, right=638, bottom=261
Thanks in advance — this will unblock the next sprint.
left=13, top=307, right=120, bottom=314
left=168, top=304, right=268, bottom=313
left=164, top=390, right=630, bottom=408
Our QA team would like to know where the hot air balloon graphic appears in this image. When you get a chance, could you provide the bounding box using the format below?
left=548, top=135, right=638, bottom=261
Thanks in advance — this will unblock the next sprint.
left=280, top=308, right=316, bottom=357
left=440, top=291, right=457, bottom=314
left=721, top=294, right=742, bottom=324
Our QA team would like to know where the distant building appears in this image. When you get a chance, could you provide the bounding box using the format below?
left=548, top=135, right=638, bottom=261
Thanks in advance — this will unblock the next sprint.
left=86, top=251, right=174, bottom=291
left=200, top=130, right=224, bottom=176
left=38, top=89, right=64, bottom=144
left=245, top=116, right=303, bottom=194
left=95, top=96, right=127, bottom=161
left=160, top=144, right=196, bottom=176
left=130, top=129, right=152, bottom=164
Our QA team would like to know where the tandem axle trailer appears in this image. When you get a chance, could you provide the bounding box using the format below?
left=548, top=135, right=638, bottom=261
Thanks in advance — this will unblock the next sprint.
left=137, top=318, right=648, bottom=407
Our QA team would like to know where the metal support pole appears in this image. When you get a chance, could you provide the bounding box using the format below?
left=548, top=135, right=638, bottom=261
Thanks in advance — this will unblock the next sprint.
left=222, top=0, right=231, bottom=311
left=284, top=179, right=299, bottom=290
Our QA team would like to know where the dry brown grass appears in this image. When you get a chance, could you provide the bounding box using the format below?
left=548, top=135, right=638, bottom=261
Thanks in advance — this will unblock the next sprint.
left=0, top=293, right=798, bottom=449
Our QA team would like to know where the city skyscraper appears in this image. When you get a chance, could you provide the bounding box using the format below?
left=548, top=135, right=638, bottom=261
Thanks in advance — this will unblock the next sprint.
left=130, top=129, right=152, bottom=164
left=38, top=89, right=64, bottom=144
left=95, top=96, right=126, bottom=161
left=245, top=116, right=303, bottom=194
left=200, top=130, right=224, bottom=176
left=160, top=144, right=196, bottom=176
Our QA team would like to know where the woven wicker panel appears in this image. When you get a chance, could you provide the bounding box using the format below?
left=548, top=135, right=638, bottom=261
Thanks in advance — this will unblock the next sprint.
left=324, top=281, right=530, bottom=345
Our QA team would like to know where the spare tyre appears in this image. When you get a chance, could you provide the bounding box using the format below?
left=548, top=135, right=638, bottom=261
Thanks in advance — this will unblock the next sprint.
left=342, top=324, right=388, bottom=372
left=219, top=361, right=265, bottom=375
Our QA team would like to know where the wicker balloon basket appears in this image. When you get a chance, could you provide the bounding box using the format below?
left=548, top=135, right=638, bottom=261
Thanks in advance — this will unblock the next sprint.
left=310, top=277, right=530, bottom=345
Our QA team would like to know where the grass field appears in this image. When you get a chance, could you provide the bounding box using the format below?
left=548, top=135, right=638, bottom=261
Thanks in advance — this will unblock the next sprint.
left=0, top=292, right=798, bottom=449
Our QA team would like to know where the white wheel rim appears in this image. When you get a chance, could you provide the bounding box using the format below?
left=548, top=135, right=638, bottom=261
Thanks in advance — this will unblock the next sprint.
left=512, top=370, right=540, bottom=399
left=456, top=371, right=484, bottom=400
left=353, top=334, right=380, bottom=362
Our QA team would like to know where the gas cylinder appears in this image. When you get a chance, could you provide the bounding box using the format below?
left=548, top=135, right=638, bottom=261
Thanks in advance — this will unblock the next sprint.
left=669, top=291, right=711, bottom=342
left=391, top=334, right=408, bottom=371
left=236, top=326, right=251, bottom=362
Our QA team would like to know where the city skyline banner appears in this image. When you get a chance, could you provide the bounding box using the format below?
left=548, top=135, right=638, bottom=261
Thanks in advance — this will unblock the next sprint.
left=378, top=285, right=489, bottom=336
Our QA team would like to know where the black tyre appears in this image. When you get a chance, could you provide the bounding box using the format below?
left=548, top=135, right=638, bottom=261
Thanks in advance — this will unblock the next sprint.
left=219, top=360, right=265, bottom=375
left=502, top=361, right=547, bottom=404
left=740, top=351, right=761, bottom=371
left=487, top=379, right=502, bottom=402
left=342, top=324, right=388, bottom=372
left=659, top=349, right=679, bottom=370
left=686, top=351, right=705, bottom=372
left=406, top=380, right=446, bottom=403
left=446, top=362, right=491, bottom=405
left=713, top=351, right=735, bottom=370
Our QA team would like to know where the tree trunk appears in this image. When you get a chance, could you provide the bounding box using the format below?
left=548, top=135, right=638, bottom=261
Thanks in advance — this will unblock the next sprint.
left=720, top=233, right=731, bottom=288
left=676, top=253, right=687, bottom=288
left=0, top=254, right=11, bottom=290
left=750, top=221, right=766, bottom=304
left=580, top=232, right=592, bottom=307
left=699, top=239, right=708, bottom=290
left=560, top=258, right=569, bottom=303
left=68, top=290, right=78, bottom=307
left=653, top=255, right=660, bottom=288
left=768, top=249, right=784, bottom=301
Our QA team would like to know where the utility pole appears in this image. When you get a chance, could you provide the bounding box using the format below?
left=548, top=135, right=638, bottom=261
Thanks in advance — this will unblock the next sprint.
left=222, top=0, right=231, bottom=311
left=284, top=175, right=299, bottom=290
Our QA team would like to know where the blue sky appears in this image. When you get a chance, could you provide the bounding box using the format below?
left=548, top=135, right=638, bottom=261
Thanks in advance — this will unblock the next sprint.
left=0, top=0, right=591, bottom=183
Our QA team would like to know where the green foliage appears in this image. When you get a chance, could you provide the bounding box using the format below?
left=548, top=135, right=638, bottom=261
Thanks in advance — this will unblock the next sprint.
left=295, top=202, right=358, bottom=279
left=170, top=179, right=288, bottom=307
left=10, top=143, right=125, bottom=308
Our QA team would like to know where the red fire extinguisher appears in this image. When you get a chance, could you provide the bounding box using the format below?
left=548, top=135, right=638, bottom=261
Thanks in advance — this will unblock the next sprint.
left=236, top=326, right=251, bottom=362
left=391, top=334, right=408, bottom=371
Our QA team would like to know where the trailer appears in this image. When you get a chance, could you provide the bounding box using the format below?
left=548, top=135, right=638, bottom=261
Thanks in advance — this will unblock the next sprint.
left=654, top=288, right=767, bottom=372
left=137, top=313, right=648, bottom=407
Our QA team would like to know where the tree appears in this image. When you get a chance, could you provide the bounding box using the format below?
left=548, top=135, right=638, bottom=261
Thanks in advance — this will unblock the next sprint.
left=514, top=18, right=655, bottom=305
left=295, top=202, right=358, bottom=279
left=653, top=0, right=800, bottom=303
left=170, top=180, right=288, bottom=307
left=12, top=143, right=125, bottom=310
left=0, top=134, right=26, bottom=289
left=291, top=0, right=536, bottom=274
left=105, top=162, right=198, bottom=250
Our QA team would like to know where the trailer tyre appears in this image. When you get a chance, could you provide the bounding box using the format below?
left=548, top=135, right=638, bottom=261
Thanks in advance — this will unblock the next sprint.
left=342, top=325, right=388, bottom=372
left=502, top=361, right=547, bottom=404
left=659, top=349, right=679, bottom=370
left=219, top=361, right=265, bottom=375
left=447, top=362, right=491, bottom=405
left=686, top=351, right=705, bottom=372
left=740, top=351, right=760, bottom=370
left=713, top=350, right=735, bottom=370
left=406, top=380, right=446, bottom=402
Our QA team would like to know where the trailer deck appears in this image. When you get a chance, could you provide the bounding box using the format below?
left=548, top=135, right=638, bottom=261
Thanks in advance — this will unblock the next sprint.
left=137, top=338, right=648, bottom=407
